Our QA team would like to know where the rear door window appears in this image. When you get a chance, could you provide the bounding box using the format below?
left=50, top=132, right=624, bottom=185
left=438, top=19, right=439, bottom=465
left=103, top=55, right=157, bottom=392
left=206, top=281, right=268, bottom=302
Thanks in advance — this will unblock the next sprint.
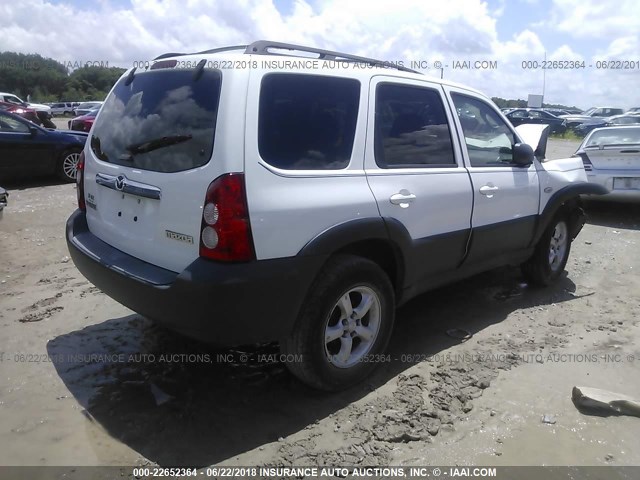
left=374, top=83, right=456, bottom=168
left=90, top=69, right=221, bottom=173
left=258, top=74, right=360, bottom=170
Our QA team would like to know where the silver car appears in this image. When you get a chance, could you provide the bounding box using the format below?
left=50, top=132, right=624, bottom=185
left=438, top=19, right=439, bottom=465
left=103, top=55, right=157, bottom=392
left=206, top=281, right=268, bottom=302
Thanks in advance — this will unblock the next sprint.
left=575, top=126, right=640, bottom=200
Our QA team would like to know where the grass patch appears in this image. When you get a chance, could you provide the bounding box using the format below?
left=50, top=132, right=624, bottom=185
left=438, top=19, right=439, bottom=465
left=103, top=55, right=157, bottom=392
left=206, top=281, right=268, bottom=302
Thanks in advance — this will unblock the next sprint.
left=550, top=130, right=583, bottom=141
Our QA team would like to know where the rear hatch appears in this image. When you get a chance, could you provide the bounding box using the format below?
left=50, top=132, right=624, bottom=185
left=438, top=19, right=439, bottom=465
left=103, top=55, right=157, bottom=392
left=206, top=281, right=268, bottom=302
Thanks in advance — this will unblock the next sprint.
left=83, top=66, right=223, bottom=273
left=580, top=127, right=640, bottom=170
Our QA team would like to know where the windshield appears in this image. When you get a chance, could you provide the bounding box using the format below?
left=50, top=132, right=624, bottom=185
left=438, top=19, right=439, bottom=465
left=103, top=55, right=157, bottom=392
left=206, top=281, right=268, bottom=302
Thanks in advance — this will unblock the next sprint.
left=582, top=108, right=596, bottom=116
left=5, top=95, right=24, bottom=105
left=90, top=68, right=221, bottom=173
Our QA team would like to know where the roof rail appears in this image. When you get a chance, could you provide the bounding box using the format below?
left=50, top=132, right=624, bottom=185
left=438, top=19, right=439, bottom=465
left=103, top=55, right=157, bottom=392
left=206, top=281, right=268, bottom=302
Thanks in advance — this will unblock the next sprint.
left=244, top=40, right=420, bottom=75
left=154, top=45, right=247, bottom=60
left=153, top=41, right=421, bottom=75
left=195, top=45, right=248, bottom=56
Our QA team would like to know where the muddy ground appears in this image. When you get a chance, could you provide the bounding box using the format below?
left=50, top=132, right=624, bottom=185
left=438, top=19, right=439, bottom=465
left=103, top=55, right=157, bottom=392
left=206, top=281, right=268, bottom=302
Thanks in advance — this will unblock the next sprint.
left=0, top=136, right=639, bottom=470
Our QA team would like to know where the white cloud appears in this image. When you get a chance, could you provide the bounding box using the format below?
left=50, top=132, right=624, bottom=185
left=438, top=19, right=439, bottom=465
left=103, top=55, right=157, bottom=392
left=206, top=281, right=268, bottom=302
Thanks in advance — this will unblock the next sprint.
left=0, top=0, right=638, bottom=108
left=549, top=0, right=640, bottom=38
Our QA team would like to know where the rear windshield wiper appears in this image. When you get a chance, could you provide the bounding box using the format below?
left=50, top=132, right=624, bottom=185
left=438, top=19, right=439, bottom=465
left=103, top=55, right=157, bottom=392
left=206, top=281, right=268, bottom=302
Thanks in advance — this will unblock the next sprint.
left=126, top=134, right=193, bottom=156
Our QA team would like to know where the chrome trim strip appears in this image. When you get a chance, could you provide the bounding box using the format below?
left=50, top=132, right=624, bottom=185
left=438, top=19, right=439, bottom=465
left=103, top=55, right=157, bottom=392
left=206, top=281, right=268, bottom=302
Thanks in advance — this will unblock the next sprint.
left=95, top=173, right=162, bottom=200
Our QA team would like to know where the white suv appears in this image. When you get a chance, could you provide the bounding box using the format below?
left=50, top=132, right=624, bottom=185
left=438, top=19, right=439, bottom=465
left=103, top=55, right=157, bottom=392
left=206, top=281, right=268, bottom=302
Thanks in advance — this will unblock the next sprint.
left=66, top=41, right=606, bottom=390
left=50, top=102, right=77, bottom=116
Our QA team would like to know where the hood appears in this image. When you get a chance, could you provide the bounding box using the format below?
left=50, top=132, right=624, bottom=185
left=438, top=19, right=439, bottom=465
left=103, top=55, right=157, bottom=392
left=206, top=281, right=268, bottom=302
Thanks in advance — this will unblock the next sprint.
left=56, top=129, right=89, bottom=137
left=579, top=117, right=608, bottom=125
left=560, top=114, right=590, bottom=121
left=514, top=123, right=549, bottom=159
left=48, top=129, right=88, bottom=143
left=27, top=102, right=51, bottom=112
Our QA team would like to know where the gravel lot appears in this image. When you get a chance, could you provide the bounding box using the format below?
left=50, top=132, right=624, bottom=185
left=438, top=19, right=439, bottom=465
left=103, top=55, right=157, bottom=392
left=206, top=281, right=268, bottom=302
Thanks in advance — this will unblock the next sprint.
left=0, top=137, right=639, bottom=469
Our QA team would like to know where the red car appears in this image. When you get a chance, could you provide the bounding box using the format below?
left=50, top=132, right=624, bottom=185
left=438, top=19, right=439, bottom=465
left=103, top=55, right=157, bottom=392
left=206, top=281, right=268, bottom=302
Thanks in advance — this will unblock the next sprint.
left=68, top=108, right=99, bottom=132
left=0, top=101, right=40, bottom=125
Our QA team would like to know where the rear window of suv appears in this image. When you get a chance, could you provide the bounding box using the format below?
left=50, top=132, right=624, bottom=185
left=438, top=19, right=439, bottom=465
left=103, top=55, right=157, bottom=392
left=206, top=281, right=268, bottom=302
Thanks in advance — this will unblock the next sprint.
left=90, top=69, right=221, bottom=173
left=258, top=74, right=360, bottom=170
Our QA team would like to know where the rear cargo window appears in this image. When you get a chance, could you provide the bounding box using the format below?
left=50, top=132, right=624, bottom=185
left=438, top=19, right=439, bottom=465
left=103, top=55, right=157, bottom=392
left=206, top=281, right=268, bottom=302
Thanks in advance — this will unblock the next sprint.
left=584, top=127, right=640, bottom=147
left=258, top=74, right=360, bottom=170
left=90, top=69, right=221, bottom=173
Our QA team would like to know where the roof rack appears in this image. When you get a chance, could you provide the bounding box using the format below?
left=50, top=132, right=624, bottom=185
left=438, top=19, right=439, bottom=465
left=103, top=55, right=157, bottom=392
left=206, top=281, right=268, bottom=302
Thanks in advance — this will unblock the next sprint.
left=153, top=40, right=420, bottom=75
left=154, top=45, right=247, bottom=60
left=244, top=40, right=420, bottom=74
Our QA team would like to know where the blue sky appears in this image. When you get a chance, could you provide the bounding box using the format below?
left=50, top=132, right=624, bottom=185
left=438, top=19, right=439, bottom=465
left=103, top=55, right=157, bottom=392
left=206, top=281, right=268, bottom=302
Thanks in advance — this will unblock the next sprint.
left=3, top=0, right=639, bottom=108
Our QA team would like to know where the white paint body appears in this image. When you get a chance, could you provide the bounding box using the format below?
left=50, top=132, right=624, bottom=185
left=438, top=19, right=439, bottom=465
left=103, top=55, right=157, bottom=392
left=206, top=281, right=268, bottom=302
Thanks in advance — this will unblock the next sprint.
left=82, top=51, right=591, bottom=273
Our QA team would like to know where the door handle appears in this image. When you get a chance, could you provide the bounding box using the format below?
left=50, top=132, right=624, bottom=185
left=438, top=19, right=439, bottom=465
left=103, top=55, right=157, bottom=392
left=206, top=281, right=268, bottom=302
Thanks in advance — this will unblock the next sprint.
left=479, top=185, right=499, bottom=198
left=389, top=190, right=416, bottom=208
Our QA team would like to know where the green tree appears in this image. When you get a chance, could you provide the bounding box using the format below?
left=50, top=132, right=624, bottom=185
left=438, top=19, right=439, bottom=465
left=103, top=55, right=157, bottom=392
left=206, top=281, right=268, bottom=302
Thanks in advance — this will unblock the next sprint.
left=0, top=51, right=125, bottom=102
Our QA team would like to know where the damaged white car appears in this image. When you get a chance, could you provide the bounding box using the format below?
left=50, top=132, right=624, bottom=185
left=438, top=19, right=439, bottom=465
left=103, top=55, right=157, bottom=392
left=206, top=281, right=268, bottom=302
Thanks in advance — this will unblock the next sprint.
left=66, top=41, right=607, bottom=390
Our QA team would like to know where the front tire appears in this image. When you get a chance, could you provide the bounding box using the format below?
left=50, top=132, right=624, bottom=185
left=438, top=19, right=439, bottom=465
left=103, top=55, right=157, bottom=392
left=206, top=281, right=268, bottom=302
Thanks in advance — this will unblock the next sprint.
left=522, top=215, right=572, bottom=286
left=281, top=255, right=395, bottom=391
left=57, top=149, right=82, bottom=182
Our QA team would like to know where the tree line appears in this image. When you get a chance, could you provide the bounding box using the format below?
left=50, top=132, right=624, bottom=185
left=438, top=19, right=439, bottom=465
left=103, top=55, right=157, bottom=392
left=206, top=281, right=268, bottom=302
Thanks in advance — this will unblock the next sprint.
left=1, top=51, right=583, bottom=111
left=0, top=51, right=125, bottom=102
left=491, top=96, right=580, bottom=111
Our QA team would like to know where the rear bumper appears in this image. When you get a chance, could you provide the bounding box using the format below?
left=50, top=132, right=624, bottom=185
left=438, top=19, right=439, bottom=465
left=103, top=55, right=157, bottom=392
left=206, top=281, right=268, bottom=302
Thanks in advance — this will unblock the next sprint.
left=66, top=210, right=325, bottom=346
left=586, top=170, right=640, bottom=200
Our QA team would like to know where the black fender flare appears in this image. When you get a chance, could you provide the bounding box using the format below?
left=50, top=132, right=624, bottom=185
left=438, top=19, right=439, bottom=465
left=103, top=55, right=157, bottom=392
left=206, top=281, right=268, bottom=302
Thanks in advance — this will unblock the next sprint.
left=297, top=217, right=413, bottom=291
left=532, top=183, right=608, bottom=245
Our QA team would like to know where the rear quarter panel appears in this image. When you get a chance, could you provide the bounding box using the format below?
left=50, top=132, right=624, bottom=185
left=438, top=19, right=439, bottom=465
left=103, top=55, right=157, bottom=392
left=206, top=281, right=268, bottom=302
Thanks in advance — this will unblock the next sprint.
left=243, top=66, right=380, bottom=260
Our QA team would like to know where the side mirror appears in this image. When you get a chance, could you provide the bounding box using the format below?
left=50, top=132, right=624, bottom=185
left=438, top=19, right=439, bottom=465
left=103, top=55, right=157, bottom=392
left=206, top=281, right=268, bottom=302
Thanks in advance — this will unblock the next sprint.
left=512, top=143, right=534, bottom=167
left=29, top=126, right=38, bottom=137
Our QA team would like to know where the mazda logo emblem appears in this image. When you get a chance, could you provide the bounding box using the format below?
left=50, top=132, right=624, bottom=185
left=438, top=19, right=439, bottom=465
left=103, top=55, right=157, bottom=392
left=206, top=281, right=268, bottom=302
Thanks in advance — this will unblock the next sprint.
left=115, top=175, right=126, bottom=191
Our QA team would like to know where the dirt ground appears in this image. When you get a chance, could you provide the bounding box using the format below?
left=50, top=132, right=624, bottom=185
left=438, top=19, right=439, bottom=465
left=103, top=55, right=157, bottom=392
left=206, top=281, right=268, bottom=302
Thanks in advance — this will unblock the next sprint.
left=0, top=135, right=639, bottom=469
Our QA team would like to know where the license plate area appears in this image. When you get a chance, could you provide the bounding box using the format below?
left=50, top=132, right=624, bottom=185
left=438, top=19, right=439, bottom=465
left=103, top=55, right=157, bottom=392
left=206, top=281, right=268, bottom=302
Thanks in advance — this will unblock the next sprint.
left=106, top=192, right=155, bottom=239
left=613, top=177, right=640, bottom=190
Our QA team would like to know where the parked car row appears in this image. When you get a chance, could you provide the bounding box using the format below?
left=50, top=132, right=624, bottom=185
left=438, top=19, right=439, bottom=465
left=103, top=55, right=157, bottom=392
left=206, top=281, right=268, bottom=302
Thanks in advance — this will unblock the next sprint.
left=574, top=114, right=640, bottom=136
left=47, top=101, right=103, bottom=117
left=559, top=107, right=625, bottom=130
left=504, top=108, right=567, bottom=134
left=502, top=105, right=640, bottom=138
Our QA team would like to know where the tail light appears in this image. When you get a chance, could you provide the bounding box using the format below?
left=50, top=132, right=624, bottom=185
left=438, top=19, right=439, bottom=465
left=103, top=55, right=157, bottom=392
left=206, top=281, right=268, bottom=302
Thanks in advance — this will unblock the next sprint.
left=77, top=150, right=86, bottom=211
left=199, top=173, right=255, bottom=262
left=573, top=152, right=593, bottom=171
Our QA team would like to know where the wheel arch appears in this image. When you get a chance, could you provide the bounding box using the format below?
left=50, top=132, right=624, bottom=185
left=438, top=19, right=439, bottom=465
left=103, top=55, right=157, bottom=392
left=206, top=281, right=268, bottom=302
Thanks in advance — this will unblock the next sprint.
left=297, top=217, right=408, bottom=300
left=532, top=183, right=608, bottom=245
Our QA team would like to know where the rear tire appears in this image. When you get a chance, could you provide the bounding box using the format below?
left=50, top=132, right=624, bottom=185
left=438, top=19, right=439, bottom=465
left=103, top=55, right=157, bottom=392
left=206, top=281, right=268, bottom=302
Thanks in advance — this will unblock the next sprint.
left=522, top=214, right=572, bottom=286
left=57, top=149, right=82, bottom=182
left=281, top=255, right=395, bottom=391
